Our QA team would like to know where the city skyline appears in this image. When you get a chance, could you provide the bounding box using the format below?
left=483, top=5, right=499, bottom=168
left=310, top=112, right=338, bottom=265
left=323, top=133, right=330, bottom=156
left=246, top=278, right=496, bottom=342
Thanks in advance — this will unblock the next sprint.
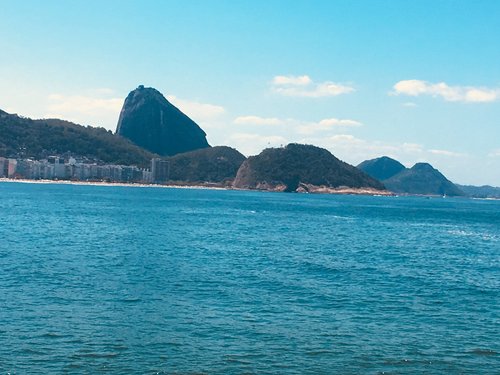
left=1, top=0, right=499, bottom=185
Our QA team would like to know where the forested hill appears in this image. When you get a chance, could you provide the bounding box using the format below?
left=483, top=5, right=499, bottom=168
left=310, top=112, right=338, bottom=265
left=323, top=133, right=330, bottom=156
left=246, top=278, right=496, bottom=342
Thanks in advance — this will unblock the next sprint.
left=165, top=146, right=246, bottom=184
left=0, top=111, right=155, bottom=167
left=233, top=143, right=385, bottom=192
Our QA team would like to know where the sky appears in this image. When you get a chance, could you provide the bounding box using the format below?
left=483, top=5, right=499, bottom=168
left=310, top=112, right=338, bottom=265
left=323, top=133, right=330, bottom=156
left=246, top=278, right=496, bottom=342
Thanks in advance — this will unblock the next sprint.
left=0, top=0, right=499, bottom=185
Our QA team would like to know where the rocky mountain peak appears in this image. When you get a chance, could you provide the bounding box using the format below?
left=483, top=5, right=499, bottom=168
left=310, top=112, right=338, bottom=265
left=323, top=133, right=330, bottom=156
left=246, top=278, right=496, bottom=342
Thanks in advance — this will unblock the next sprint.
left=116, top=86, right=210, bottom=156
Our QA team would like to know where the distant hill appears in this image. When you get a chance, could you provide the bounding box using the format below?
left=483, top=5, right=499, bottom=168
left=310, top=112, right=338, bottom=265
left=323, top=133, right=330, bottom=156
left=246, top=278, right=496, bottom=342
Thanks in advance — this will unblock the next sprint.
left=116, top=85, right=210, bottom=156
left=0, top=111, right=155, bottom=167
left=357, top=156, right=406, bottom=181
left=357, top=156, right=466, bottom=196
left=384, top=163, right=464, bottom=196
left=456, top=184, right=500, bottom=199
left=233, top=143, right=385, bottom=192
left=164, top=146, right=246, bottom=184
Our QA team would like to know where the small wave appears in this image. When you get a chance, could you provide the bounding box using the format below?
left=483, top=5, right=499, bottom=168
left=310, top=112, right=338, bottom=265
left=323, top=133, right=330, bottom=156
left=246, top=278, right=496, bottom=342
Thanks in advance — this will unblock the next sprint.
left=120, top=297, right=142, bottom=303
left=39, top=332, right=66, bottom=339
left=72, top=351, right=120, bottom=359
left=306, top=349, right=335, bottom=356
left=470, top=348, right=498, bottom=356
left=447, top=229, right=498, bottom=241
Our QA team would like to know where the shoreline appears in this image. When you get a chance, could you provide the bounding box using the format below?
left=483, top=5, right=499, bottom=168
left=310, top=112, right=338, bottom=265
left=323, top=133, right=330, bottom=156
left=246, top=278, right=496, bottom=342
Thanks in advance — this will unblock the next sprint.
left=3, top=178, right=496, bottom=199
left=0, top=177, right=391, bottom=196
left=0, top=178, right=227, bottom=190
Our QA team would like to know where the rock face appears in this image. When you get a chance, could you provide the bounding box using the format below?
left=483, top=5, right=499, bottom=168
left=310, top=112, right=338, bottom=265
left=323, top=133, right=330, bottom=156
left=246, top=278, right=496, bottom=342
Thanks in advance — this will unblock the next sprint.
left=162, top=146, right=246, bottom=184
left=357, top=156, right=406, bottom=181
left=116, top=86, right=210, bottom=156
left=384, top=162, right=464, bottom=196
left=233, top=143, right=385, bottom=192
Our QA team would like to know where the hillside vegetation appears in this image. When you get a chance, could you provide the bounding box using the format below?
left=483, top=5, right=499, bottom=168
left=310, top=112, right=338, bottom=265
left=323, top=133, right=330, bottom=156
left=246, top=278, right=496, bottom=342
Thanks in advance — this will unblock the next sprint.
left=384, top=163, right=464, bottom=196
left=357, top=156, right=406, bottom=181
left=0, top=112, right=155, bottom=167
left=165, top=146, right=246, bottom=183
left=233, top=143, right=385, bottom=192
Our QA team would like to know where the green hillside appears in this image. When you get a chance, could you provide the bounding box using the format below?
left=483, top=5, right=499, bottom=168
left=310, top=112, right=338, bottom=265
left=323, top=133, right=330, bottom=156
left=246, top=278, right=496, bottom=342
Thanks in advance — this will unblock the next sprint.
left=0, top=111, right=155, bottom=167
left=233, top=143, right=385, bottom=192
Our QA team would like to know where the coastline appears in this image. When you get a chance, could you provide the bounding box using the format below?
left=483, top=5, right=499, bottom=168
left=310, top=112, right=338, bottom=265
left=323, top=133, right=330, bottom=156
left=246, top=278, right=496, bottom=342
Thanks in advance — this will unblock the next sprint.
left=0, top=177, right=393, bottom=196
left=0, top=178, right=227, bottom=191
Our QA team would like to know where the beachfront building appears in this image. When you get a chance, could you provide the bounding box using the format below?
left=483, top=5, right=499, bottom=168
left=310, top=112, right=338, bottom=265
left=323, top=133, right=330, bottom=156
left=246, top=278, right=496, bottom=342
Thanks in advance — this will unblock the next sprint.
left=1, top=156, right=153, bottom=184
left=151, top=158, right=170, bottom=183
left=0, top=157, right=7, bottom=177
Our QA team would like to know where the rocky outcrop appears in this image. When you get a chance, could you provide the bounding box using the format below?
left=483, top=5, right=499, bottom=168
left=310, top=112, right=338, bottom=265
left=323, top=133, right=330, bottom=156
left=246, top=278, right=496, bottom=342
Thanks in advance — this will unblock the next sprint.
left=116, top=85, right=209, bottom=156
left=233, top=143, right=386, bottom=193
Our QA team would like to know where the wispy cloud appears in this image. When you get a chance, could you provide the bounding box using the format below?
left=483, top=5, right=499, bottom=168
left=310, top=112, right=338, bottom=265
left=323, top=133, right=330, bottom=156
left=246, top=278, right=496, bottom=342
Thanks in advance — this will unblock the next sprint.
left=227, top=133, right=287, bottom=156
left=296, top=118, right=362, bottom=135
left=45, top=93, right=123, bottom=129
left=47, top=94, right=123, bottom=116
left=234, top=116, right=285, bottom=126
left=272, top=75, right=312, bottom=86
left=44, top=91, right=226, bottom=131
left=428, top=149, right=466, bottom=157
left=489, top=149, right=500, bottom=157
left=271, top=75, right=355, bottom=98
left=392, top=79, right=499, bottom=103
left=166, top=95, right=225, bottom=121
left=233, top=114, right=362, bottom=135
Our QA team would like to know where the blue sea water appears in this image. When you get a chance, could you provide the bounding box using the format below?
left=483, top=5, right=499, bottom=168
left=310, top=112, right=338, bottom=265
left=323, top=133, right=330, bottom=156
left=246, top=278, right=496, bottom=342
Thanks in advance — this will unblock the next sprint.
left=0, top=182, right=498, bottom=374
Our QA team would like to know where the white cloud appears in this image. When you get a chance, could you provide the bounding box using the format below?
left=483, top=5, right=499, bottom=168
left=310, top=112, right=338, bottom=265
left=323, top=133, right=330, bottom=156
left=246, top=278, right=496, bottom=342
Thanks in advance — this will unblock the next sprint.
left=298, top=134, right=467, bottom=165
left=428, top=149, right=465, bottom=157
left=43, top=91, right=226, bottom=132
left=272, top=75, right=312, bottom=86
left=297, top=118, right=362, bottom=135
left=166, top=95, right=225, bottom=121
left=271, top=75, right=355, bottom=98
left=488, top=149, right=500, bottom=157
left=47, top=94, right=123, bottom=115
left=232, top=113, right=362, bottom=135
left=319, top=118, right=362, bottom=127
left=402, top=102, right=417, bottom=107
left=226, top=133, right=287, bottom=156
left=464, top=88, right=498, bottom=102
left=45, top=93, right=123, bottom=130
left=393, top=79, right=499, bottom=103
left=90, top=88, right=116, bottom=95
left=234, top=116, right=284, bottom=126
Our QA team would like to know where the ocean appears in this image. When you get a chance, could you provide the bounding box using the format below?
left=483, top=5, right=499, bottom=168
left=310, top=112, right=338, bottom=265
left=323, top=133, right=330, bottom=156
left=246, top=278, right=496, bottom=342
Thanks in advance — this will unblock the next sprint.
left=0, top=181, right=498, bottom=374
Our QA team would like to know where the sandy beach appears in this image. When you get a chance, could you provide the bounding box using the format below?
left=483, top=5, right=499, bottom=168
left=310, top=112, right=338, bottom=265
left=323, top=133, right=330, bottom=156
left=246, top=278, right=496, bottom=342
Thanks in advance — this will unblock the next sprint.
left=0, top=177, right=395, bottom=196
left=0, top=178, right=227, bottom=190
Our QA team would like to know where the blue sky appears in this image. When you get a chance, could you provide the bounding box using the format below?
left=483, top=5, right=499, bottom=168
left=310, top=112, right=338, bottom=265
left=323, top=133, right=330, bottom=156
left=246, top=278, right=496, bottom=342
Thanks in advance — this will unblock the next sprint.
left=1, top=0, right=499, bottom=185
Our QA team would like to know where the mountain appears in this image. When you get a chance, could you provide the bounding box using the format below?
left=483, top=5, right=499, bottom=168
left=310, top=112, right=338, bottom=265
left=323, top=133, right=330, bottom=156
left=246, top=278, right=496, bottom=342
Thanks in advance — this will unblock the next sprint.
left=116, top=85, right=210, bottom=156
left=384, top=162, right=464, bottom=196
left=161, top=146, right=246, bottom=184
left=456, top=184, right=500, bottom=199
left=357, top=156, right=406, bottom=181
left=0, top=111, right=155, bottom=166
left=233, top=143, right=385, bottom=192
